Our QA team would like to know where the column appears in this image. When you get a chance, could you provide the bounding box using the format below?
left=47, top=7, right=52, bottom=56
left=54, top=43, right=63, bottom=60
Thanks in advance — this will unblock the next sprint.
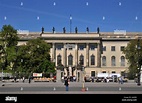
left=63, top=43, right=67, bottom=67
left=63, top=43, right=67, bottom=76
left=86, top=43, right=89, bottom=67
left=75, top=43, right=78, bottom=66
left=97, top=43, right=101, bottom=67
left=56, top=69, right=61, bottom=82
left=52, top=43, right=55, bottom=62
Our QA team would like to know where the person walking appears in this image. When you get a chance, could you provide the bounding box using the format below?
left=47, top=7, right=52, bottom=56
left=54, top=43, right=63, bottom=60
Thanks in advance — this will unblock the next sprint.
left=22, top=76, right=25, bottom=83
left=64, top=77, right=70, bottom=91
left=28, top=76, right=31, bottom=83
left=14, top=76, right=17, bottom=83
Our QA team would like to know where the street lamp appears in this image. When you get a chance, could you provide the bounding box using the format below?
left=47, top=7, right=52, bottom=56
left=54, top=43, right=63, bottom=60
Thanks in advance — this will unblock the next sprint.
left=81, top=66, right=85, bottom=91
left=137, top=38, right=141, bottom=86
left=1, top=64, right=3, bottom=81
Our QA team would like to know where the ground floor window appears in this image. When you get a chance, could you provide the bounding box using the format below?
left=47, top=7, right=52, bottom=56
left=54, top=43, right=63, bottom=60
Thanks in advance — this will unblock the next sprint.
left=91, top=71, right=95, bottom=77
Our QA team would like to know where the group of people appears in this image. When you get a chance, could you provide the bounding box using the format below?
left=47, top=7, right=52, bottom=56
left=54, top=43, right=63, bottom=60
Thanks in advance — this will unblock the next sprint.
left=13, top=76, right=31, bottom=83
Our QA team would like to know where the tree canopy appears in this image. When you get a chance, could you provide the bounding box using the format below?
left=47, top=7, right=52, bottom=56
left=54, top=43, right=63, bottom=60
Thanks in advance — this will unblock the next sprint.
left=16, top=38, right=55, bottom=76
left=0, top=25, right=55, bottom=78
left=0, top=25, right=19, bottom=71
left=123, top=39, right=142, bottom=79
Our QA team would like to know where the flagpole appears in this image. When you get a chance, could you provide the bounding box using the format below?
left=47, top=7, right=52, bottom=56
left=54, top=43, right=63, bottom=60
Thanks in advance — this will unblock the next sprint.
left=70, top=15, right=72, bottom=33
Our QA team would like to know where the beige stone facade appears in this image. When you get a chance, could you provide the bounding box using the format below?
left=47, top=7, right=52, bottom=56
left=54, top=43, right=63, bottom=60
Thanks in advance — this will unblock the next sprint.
left=17, top=31, right=142, bottom=78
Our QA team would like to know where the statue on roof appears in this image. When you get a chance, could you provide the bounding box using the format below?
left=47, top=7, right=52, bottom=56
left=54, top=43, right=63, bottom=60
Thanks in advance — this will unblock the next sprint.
left=52, top=27, right=55, bottom=33
left=63, top=27, right=66, bottom=33
left=75, top=27, right=78, bottom=33
left=97, top=27, right=100, bottom=34
left=86, top=27, right=89, bottom=33
left=41, top=27, right=44, bottom=33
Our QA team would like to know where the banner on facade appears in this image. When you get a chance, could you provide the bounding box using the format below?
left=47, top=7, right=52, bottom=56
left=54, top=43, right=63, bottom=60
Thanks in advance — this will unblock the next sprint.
left=65, top=44, right=75, bottom=48
left=33, top=73, right=42, bottom=77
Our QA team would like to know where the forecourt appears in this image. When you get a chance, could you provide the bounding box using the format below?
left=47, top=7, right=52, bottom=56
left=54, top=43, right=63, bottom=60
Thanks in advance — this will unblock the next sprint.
left=0, top=80, right=142, bottom=94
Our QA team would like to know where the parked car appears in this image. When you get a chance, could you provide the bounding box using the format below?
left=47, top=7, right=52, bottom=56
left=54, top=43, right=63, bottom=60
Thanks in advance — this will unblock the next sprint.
left=84, top=76, right=91, bottom=82
left=95, top=77, right=103, bottom=82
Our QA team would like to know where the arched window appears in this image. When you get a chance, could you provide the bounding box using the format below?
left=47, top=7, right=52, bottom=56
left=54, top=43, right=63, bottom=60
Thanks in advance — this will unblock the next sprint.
left=68, top=54, right=73, bottom=66
left=102, top=56, right=106, bottom=66
left=79, top=54, right=84, bottom=65
left=111, top=56, right=116, bottom=66
left=57, top=54, right=62, bottom=65
left=121, top=56, right=125, bottom=66
left=91, top=54, right=95, bottom=65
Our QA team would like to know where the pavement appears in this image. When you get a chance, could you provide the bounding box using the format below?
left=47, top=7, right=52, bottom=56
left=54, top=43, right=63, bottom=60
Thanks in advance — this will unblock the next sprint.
left=0, top=79, right=142, bottom=94
left=0, top=80, right=142, bottom=102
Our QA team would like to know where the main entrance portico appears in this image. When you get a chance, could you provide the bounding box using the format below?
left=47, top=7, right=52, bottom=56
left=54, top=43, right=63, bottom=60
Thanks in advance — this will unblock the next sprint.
left=41, top=33, right=102, bottom=82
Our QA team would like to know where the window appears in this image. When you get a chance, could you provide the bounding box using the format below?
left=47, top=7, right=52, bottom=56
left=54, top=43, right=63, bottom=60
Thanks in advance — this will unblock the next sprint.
left=56, top=44, right=63, bottom=50
left=111, top=56, right=116, bottom=66
left=68, top=48, right=73, bottom=50
left=78, top=44, right=85, bottom=50
left=103, top=46, right=106, bottom=51
left=120, top=46, right=125, bottom=51
left=91, top=55, right=95, bottom=65
left=102, top=71, right=106, bottom=73
left=102, top=56, right=106, bottom=66
left=67, top=44, right=75, bottom=50
left=57, top=54, right=62, bottom=65
left=121, top=56, right=125, bottom=66
left=112, top=71, right=116, bottom=73
left=91, top=71, right=95, bottom=77
left=79, top=54, right=84, bottom=65
left=68, top=54, right=73, bottom=66
left=90, top=44, right=95, bottom=50
left=111, top=46, right=115, bottom=51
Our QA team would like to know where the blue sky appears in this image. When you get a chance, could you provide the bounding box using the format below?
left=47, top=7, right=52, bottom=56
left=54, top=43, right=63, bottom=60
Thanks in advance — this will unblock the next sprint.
left=0, top=0, right=141, bottom=32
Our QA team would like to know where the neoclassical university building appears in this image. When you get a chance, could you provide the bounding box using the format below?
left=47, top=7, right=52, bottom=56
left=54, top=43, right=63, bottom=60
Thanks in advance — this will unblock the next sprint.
left=17, top=28, right=142, bottom=81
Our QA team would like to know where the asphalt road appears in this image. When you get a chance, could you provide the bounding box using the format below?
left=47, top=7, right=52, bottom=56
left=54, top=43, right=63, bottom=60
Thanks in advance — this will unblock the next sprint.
left=0, top=80, right=142, bottom=94
left=1, top=81, right=142, bottom=102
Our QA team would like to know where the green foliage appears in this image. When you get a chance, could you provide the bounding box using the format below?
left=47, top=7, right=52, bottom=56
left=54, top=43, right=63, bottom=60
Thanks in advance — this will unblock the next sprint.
left=15, top=38, right=55, bottom=76
left=0, top=25, right=55, bottom=78
left=0, top=25, right=19, bottom=71
left=0, top=24, right=19, bottom=47
left=123, top=39, right=142, bottom=79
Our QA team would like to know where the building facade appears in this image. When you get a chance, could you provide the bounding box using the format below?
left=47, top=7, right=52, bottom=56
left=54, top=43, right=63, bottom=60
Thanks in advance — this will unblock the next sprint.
left=17, top=31, right=142, bottom=80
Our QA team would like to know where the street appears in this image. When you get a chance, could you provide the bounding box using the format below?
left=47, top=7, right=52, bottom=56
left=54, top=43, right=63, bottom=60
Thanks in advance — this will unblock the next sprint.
left=0, top=80, right=142, bottom=94
left=0, top=80, right=142, bottom=102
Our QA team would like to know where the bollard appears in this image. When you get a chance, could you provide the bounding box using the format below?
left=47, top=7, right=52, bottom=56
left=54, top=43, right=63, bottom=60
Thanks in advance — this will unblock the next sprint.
left=21, top=87, right=23, bottom=91
left=53, top=87, right=56, bottom=91
left=86, top=87, right=88, bottom=91
left=119, top=87, right=121, bottom=91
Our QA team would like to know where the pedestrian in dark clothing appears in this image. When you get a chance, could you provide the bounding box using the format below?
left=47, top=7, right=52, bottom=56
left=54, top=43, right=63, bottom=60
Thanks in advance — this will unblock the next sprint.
left=28, top=76, right=31, bottom=83
left=14, top=76, right=17, bottom=83
left=64, top=77, right=69, bottom=91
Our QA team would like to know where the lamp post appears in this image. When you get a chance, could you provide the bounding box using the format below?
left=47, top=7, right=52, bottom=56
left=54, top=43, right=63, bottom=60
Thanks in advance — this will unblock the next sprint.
left=137, top=38, right=141, bottom=86
left=1, top=64, right=3, bottom=81
left=79, top=58, right=86, bottom=91
left=81, top=66, right=85, bottom=91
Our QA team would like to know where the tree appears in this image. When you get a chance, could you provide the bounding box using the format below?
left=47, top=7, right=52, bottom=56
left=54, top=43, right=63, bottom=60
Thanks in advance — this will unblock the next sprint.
left=123, top=39, right=142, bottom=79
left=0, top=25, right=19, bottom=72
left=16, top=38, right=55, bottom=77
